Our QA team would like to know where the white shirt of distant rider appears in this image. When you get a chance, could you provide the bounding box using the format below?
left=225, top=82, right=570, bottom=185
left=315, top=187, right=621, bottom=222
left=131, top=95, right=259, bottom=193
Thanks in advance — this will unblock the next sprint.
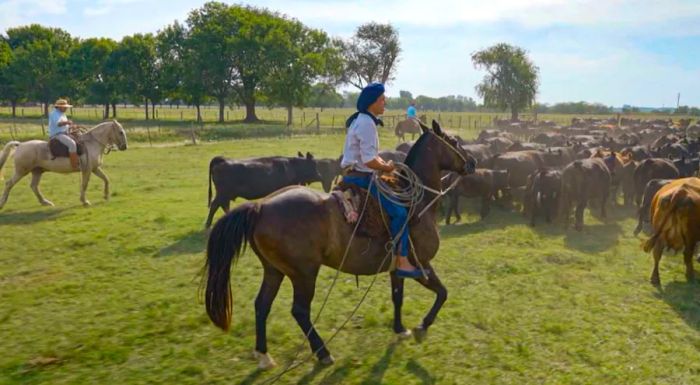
left=48, top=108, right=69, bottom=138
left=340, top=112, right=379, bottom=173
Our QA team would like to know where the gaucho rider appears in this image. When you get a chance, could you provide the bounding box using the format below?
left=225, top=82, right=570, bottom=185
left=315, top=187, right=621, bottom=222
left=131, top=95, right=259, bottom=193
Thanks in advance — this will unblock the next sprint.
left=340, top=83, right=422, bottom=279
left=48, top=98, right=80, bottom=170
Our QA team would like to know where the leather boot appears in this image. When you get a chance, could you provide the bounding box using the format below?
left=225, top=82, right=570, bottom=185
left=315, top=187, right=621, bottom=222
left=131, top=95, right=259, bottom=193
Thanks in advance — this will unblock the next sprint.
left=69, top=152, right=80, bottom=171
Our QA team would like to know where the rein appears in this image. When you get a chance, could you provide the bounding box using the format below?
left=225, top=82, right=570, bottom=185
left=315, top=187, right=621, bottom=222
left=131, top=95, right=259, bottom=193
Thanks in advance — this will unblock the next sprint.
left=85, top=125, right=116, bottom=155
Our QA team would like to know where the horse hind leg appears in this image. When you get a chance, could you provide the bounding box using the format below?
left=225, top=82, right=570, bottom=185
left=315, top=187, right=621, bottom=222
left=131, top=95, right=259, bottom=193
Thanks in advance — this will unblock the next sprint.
left=0, top=167, right=29, bottom=210
left=289, top=271, right=333, bottom=365
left=30, top=169, right=54, bottom=206
left=253, top=265, right=284, bottom=369
left=390, top=273, right=410, bottom=337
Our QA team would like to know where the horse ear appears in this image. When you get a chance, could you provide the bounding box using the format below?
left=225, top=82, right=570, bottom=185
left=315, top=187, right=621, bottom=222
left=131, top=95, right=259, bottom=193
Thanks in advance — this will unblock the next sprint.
left=298, top=151, right=304, bottom=157
left=306, top=152, right=314, bottom=160
left=419, top=121, right=431, bottom=133
left=432, top=120, right=443, bottom=135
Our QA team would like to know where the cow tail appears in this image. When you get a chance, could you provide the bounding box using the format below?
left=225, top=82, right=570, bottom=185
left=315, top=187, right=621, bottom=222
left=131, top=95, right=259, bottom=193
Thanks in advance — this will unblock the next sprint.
left=643, top=189, right=687, bottom=252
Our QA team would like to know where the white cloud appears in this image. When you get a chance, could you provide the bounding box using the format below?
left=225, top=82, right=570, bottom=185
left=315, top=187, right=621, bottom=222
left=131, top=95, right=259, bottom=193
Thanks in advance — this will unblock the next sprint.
left=0, top=0, right=67, bottom=30
left=81, top=0, right=144, bottom=17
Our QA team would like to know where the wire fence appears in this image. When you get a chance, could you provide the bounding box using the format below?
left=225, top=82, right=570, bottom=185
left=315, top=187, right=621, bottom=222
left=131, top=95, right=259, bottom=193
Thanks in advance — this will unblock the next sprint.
left=0, top=105, right=692, bottom=146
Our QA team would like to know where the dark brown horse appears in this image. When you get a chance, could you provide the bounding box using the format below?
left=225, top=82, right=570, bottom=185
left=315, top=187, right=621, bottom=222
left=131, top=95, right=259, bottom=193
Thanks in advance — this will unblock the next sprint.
left=204, top=121, right=476, bottom=368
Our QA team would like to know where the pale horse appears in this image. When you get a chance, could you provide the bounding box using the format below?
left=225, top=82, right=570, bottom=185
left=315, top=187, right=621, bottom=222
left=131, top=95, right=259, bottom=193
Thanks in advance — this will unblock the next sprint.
left=0, top=120, right=128, bottom=209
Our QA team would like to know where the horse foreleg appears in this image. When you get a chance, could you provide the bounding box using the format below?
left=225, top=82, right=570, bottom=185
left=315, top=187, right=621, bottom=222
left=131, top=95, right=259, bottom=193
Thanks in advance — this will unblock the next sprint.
left=413, top=264, right=447, bottom=342
left=30, top=170, right=53, bottom=206
left=80, top=168, right=92, bottom=206
left=0, top=169, right=28, bottom=210
left=390, top=273, right=410, bottom=337
left=92, top=167, right=110, bottom=201
left=253, top=265, right=284, bottom=369
left=290, top=272, right=333, bottom=365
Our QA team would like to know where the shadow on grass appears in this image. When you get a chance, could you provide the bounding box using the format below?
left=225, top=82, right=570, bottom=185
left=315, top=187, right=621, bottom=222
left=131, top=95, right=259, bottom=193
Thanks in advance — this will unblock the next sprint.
left=439, top=205, right=528, bottom=239
left=359, top=341, right=399, bottom=385
left=406, top=359, right=436, bottom=385
left=296, top=361, right=349, bottom=385
left=655, top=281, right=700, bottom=333
left=0, top=208, right=66, bottom=226
left=157, top=230, right=207, bottom=257
left=238, top=368, right=264, bottom=385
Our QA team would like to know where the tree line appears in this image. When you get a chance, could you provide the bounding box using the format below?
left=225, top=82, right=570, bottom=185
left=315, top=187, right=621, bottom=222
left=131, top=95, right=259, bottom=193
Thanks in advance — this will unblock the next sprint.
left=0, top=2, right=402, bottom=124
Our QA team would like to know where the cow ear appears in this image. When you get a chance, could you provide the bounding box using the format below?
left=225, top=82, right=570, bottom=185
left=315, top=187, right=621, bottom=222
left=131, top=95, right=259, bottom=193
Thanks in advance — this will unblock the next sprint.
left=432, top=120, right=443, bottom=135
left=298, top=151, right=304, bottom=157
left=419, top=121, right=431, bottom=133
left=306, top=152, right=314, bottom=160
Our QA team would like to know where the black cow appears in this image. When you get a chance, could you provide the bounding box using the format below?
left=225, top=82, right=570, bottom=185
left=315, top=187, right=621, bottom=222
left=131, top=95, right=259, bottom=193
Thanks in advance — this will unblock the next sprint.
left=205, top=153, right=321, bottom=228
left=633, top=179, right=674, bottom=236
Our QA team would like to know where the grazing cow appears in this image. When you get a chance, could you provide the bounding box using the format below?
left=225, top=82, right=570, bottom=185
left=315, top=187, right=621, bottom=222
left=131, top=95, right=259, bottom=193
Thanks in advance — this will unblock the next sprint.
left=460, top=144, right=493, bottom=166
left=443, top=169, right=509, bottom=223
left=205, top=153, right=321, bottom=228
left=633, top=158, right=680, bottom=206
left=532, top=132, right=567, bottom=147
left=620, top=159, right=639, bottom=206
left=508, top=142, right=544, bottom=152
left=378, top=150, right=407, bottom=163
left=643, top=177, right=700, bottom=285
left=315, top=157, right=341, bottom=193
left=672, top=157, right=700, bottom=178
left=484, top=136, right=514, bottom=154
left=491, top=151, right=547, bottom=189
left=633, top=179, right=674, bottom=236
left=526, top=168, right=562, bottom=226
left=657, top=143, right=689, bottom=160
left=620, top=145, right=653, bottom=161
left=395, top=141, right=414, bottom=154
left=559, top=157, right=612, bottom=231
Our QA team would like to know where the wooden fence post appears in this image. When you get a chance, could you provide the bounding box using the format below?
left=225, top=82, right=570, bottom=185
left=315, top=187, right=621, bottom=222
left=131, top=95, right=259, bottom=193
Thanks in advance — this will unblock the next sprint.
left=316, top=113, right=320, bottom=134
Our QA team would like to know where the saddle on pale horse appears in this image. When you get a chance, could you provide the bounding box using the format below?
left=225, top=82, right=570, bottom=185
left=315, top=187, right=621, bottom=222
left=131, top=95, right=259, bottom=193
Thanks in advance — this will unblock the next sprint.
left=48, top=133, right=85, bottom=159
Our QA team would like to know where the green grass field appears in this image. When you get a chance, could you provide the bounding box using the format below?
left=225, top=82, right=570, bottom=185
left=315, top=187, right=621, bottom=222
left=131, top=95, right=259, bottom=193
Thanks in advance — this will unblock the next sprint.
left=1, top=130, right=700, bottom=385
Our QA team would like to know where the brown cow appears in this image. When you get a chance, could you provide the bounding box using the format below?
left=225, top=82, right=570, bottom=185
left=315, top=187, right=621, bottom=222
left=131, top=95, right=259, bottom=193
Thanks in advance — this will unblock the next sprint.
left=491, top=151, right=547, bottom=188
left=559, top=157, right=612, bottom=231
left=633, top=158, right=680, bottom=206
left=633, top=179, right=674, bottom=236
left=526, top=168, right=562, bottom=226
left=443, top=169, right=509, bottom=223
left=643, top=177, right=700, bottom=285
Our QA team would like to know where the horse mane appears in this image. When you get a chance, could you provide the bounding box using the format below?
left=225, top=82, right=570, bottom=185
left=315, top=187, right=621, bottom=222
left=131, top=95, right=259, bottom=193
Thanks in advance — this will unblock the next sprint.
left=404, top=132, right=431, bottom=168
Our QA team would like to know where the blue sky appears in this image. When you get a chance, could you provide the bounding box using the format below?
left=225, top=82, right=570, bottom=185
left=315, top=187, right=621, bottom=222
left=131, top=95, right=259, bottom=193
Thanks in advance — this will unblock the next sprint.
left=2, top=0, right=700, bottom=107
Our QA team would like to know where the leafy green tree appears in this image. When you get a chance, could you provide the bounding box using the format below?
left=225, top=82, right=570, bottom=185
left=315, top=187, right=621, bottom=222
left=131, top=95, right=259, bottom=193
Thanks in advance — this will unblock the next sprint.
left=263, top=19, right=345, bottom=125
left=111, top=34, right=161, bottom=120
left=68, top=38, right=118, bottom=118
left=307, top=83, right=344, bottom=110
left=471, top=43, right=539, bottom=121
left=0, top=37, right=24, bottom=117
left=5, top=24, right=75, bottom=116
left=344, top=22, right=401, bottom=89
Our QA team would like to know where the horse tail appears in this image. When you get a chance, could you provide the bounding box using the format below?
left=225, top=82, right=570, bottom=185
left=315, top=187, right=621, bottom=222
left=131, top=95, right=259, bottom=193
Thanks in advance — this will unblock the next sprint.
left=0, top=141, right=20, bottom=178
left=204, top=202, right=259, bottom=331
left=208, top=156, right=226, bottom=207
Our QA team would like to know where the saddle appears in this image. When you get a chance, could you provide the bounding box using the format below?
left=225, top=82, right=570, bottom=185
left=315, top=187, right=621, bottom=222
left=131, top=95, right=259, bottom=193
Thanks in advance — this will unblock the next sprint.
left=49, top=133, right=85, bottom=159
left=332, top=181, right=389, bottom=238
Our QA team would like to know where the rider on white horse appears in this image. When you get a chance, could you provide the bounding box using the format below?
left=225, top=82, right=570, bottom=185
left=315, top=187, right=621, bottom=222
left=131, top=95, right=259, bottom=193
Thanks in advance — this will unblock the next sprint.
left=49, top=98, right=79, bottom=170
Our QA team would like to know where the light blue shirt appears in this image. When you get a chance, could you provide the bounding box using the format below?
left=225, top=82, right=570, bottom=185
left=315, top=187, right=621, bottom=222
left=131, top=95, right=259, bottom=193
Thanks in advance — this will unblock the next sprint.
left=48, top=109, right=68, bottom=137
left=407, top=106, right=417, bottom=118
left=340, top=113, right=379, bottom=173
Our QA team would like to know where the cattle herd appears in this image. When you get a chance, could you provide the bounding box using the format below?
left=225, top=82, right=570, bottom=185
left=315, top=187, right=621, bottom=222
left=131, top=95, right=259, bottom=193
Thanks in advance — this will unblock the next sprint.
left=206, top=116, right=700, bottom=285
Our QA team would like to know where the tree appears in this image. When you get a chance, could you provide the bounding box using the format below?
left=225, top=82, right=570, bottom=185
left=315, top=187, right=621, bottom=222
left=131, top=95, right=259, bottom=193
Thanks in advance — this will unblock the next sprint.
left=471, top=43, right=539, bottom=121
left=307, top=83, right=343, bottom=110
left=111, top=34, right=161, bottom=119
left=263, top=19, right=345, bottom=125
left=68, top=38, right=118, bottom=118
left=343, top=22, right=401, bottom=89
left=5, top=24, right=75, bottom=116
left=0, top=37, right=24, bottom=117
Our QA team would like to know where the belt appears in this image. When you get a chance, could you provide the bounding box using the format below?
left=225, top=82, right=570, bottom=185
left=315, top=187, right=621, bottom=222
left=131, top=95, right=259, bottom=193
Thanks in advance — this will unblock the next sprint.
left=345, top=170, right=373, bottom=177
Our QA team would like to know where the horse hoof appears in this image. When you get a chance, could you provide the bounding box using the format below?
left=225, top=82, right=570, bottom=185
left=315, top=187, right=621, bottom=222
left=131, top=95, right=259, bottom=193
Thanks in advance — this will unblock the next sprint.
left=83, top=201, right=91, bottom=207
left=253, top=351, right=277, bottom=370
left=41, top=200, right=54, bottom=207
left=412, top=326, right=428, bottom=343
left=397, top=329, right=412, bottom=340
left=318, top=355, right=335, bottom=367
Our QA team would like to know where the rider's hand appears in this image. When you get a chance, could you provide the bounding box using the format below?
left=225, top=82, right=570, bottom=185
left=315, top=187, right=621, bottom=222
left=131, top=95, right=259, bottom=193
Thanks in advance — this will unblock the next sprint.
left=383, top=160, right=395, bottom=173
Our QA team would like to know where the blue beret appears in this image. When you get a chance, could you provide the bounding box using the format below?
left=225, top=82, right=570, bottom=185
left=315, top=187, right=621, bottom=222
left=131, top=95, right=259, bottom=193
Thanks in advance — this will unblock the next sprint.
left=356, top=82, right=385, bottom=112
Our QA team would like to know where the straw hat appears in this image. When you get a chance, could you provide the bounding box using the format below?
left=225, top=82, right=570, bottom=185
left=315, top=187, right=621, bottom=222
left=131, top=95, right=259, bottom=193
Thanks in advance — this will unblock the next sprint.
left=54, top=99, right=73, bottom=108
